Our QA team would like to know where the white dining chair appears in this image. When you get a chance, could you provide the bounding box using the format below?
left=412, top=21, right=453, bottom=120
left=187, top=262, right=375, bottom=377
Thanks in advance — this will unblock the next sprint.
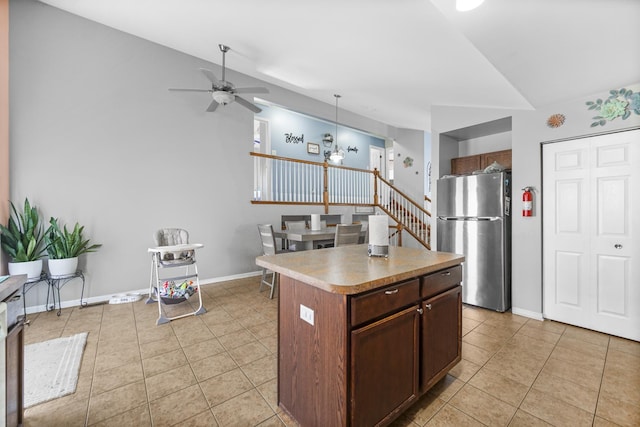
left=358, top=221, right=369, bottom=244
left=284, top=220, right=306, bottom=251
left=257, top=224, right=289, bottom=299
left=335, top=224, right=362, bottom=247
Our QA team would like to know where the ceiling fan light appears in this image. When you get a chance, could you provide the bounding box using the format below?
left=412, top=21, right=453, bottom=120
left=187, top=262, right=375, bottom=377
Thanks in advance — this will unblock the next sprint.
left=456, top=0, right=484, bottom=11
left=212, top=91, right=235, bottom=105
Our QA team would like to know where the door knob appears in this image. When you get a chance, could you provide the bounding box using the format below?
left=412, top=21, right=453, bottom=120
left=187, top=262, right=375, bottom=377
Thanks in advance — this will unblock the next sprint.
left=614, top=244, right=623, bottom=249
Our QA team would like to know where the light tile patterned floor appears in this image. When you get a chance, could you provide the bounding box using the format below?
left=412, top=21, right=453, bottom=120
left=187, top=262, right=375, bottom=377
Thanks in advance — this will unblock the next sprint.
left=23, top=276, right=640, bottom=426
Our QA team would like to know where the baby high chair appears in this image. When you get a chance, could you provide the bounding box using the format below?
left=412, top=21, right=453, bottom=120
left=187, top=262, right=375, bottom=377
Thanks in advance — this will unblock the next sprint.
left=147, top=228, right=206, bottom=325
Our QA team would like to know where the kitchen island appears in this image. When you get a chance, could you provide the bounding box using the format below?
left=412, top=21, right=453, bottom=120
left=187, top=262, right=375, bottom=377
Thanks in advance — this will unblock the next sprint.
left=1, top=274, right=27, bottom=427
left=256, top=245, right=464, bottom=427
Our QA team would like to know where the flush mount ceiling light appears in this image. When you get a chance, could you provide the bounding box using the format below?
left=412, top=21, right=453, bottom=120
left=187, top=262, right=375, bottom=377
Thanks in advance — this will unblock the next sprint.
left=329, top=94, right=345, bottom=163
left=456, top=0, right=484, bottom=11
left=212, top=90, right=235, bottom=105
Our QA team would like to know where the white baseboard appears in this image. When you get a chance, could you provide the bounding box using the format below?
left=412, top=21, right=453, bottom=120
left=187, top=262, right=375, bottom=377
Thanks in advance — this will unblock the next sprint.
left=24, top=270, right=264, bottom=315
left=512, top=307, right=544, bottom=321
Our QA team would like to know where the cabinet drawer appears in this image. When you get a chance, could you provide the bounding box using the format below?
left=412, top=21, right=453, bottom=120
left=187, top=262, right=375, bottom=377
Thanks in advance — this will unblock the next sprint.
left=421, top=265, right=462, bottom=299
left=351, top=279, right=420, bottom=327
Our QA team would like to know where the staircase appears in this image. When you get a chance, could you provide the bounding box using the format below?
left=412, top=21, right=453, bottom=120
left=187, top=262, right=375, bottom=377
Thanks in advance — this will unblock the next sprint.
left=250, top=152, right=432, bottom=249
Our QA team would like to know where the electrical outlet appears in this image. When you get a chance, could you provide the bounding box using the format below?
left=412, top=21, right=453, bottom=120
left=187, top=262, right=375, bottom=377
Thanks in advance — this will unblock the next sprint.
left=300, top=304, right=314, bottom=326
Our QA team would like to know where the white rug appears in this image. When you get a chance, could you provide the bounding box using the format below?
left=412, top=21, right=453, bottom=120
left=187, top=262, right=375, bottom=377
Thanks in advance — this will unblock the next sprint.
left=24, top=332, right=88, bottom=408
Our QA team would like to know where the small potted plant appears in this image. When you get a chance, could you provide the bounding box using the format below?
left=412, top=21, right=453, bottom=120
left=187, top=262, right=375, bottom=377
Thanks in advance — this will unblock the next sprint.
left=0, top=198, right=47, bottom=279
left=45, top=217, right=102, bottom=276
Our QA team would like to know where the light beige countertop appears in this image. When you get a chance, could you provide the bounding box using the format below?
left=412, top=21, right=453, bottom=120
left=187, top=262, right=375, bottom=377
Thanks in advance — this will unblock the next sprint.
left=0, top=274, right=27, bottom=302
left=256, top=245, right=464, bottom=295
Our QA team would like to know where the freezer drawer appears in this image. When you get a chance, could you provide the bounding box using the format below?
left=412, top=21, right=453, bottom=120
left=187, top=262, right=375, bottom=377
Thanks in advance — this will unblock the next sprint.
left=436, top=218, right=510, bottom=312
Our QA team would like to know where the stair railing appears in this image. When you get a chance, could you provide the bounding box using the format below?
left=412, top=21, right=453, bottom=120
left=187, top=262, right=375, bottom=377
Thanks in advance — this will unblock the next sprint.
left=250, top=152, right=431, bottom=249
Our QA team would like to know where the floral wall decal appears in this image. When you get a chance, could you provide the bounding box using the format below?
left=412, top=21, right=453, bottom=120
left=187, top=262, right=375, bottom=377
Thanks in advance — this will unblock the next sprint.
left=586, top=88, right=640, bottom=127
left=546, top=114, right=566, bottom=128
left=403, top=156, right=413, bottom=168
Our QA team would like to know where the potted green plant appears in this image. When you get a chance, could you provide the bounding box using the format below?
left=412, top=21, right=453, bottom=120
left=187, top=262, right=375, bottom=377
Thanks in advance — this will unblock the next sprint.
left=45, top=217, right=102, bottom=276
left=0, top=198, right=46, bottom=279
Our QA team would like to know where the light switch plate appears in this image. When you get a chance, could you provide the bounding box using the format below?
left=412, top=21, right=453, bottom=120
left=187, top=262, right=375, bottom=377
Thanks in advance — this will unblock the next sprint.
left=300, top=304, right=314, bottom=326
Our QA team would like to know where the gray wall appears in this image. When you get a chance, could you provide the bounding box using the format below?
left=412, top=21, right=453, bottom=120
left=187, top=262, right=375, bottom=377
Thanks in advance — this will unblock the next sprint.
left=9, top=0, right=404, bottom=309
left=432, top=86, right=640, bottom=318
left=458, top=132, right=511, bottom=157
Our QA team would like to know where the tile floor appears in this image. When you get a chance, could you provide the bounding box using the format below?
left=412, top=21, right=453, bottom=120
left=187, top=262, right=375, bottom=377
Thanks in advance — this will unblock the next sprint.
left=23, top=276, right=640, bottom=426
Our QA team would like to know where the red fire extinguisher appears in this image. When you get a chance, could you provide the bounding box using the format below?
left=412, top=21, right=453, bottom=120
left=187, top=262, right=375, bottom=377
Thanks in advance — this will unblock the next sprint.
left=522, top=187, right=533, bottom=217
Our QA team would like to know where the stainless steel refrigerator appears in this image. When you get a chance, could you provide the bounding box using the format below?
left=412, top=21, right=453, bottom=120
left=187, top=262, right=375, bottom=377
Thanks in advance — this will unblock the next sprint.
left=436, top=172, right=511, bottom=312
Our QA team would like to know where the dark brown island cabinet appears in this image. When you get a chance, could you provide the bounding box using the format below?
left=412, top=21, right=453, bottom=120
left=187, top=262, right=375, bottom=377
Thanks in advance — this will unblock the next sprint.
left=256, top=245, right=464, bottom=427
left=1, top=275, right=27, bottom=427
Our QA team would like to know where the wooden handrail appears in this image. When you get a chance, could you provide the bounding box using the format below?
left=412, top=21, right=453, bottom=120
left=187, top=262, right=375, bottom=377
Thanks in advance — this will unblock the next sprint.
left=250, top=152, right=373, bottom=174
left=377, top=174, right=432, bottom=219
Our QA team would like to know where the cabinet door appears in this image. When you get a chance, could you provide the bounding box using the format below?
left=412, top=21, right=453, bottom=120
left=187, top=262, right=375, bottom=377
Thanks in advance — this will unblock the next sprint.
left=451, top=155, right=480, bottom=175
left=481, top=149, right=512, bottom=170
left=351, top=305, right=420, bottom=427
left=6, top=320, right=24, bottom=427
left=421, top=286, right=462, bottom=392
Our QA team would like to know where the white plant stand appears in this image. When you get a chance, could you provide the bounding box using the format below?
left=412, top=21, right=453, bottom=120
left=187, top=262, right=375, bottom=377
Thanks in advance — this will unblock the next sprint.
left=146, top=243, right=206, bottom=325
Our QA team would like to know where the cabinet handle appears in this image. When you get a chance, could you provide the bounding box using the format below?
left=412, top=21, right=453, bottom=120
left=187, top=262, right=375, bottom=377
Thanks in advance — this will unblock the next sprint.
left=417, top=308, right=424, bottom=315
left=425, top=304, right=432, bottom=310
left=384, top=289, right=399, bottom=295
left=441, top=271, right=451, bottom=276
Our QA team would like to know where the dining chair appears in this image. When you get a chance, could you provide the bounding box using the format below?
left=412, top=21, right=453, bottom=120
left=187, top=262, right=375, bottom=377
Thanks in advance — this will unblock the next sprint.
left=285, top=220, right=306, bottom=251
left=358, top=221, right=369, bottom=244
left=257, top=224, right=288, bottom=298
left=312, top=219, right=334, bottom=249
left=335, top=224, right=363, bottom=247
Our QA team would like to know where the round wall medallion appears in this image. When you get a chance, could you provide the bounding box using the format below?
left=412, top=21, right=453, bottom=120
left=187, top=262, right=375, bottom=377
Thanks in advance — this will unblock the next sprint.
left=546, top=113, right=566, bottom=128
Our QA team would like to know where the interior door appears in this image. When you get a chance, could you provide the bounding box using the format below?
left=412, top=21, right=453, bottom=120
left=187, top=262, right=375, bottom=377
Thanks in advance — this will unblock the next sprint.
left=543, top=129, right=639, bottom=341
left=369, top=146, right=384, bottom=174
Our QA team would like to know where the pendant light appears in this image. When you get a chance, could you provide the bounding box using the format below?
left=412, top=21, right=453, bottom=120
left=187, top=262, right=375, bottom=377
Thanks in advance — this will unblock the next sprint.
left=330, top=94, right=345, bottom=162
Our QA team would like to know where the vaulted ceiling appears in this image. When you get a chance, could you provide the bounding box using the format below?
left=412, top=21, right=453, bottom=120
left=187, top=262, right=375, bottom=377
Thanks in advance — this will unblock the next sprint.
left=38, top=0, right=640, bottom=131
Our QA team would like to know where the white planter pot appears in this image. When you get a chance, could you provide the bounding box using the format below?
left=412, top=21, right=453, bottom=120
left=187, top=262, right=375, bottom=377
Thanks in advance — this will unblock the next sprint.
left=8, top=259, right=43, bottom=279
left=48, top=257, right=78, bottom=277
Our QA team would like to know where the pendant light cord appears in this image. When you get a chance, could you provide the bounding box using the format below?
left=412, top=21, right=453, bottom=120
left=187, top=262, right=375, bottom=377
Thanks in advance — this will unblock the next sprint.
left=334, top=94, right=341, bottom=148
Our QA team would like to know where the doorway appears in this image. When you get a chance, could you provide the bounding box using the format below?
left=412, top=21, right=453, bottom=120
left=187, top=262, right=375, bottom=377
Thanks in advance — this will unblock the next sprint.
left=542, top=128, right=639, bottom=340
left=369, top=146, right=384, bottom=177
left=253, top=118, right=271, bottom=200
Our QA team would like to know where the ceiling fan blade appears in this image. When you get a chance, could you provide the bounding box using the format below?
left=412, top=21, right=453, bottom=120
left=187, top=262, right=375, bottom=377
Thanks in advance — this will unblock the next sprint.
left=233, top=87, right=269, bottom=95
left=234, top=96, right=262, bottom=113
left=206, top=99, right=219, bottom=112
left=168, top=88, right=210, bottom=92
left=199, top=68, right=222, bottom=86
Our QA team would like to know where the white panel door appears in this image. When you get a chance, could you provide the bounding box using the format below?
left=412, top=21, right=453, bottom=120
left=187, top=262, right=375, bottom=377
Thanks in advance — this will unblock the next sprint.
left=543, top=129, right=639, bottom=341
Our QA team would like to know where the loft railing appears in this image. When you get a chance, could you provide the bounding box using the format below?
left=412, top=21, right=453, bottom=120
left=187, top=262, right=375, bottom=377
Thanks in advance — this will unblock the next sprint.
left=250, top=152, right=431, bottom=249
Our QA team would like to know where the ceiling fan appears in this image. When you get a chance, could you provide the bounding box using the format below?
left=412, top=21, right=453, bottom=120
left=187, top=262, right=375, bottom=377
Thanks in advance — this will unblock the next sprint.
left=169, top=44, right=268, bottom=113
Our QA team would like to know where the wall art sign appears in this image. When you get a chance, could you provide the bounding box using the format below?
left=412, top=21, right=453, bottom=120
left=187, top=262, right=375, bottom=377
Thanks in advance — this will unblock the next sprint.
left=307, top=143, right=320, bottom=154
left=347, top=146, right=359, bottom=153
left=285, top=133, right=304, bottom=144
